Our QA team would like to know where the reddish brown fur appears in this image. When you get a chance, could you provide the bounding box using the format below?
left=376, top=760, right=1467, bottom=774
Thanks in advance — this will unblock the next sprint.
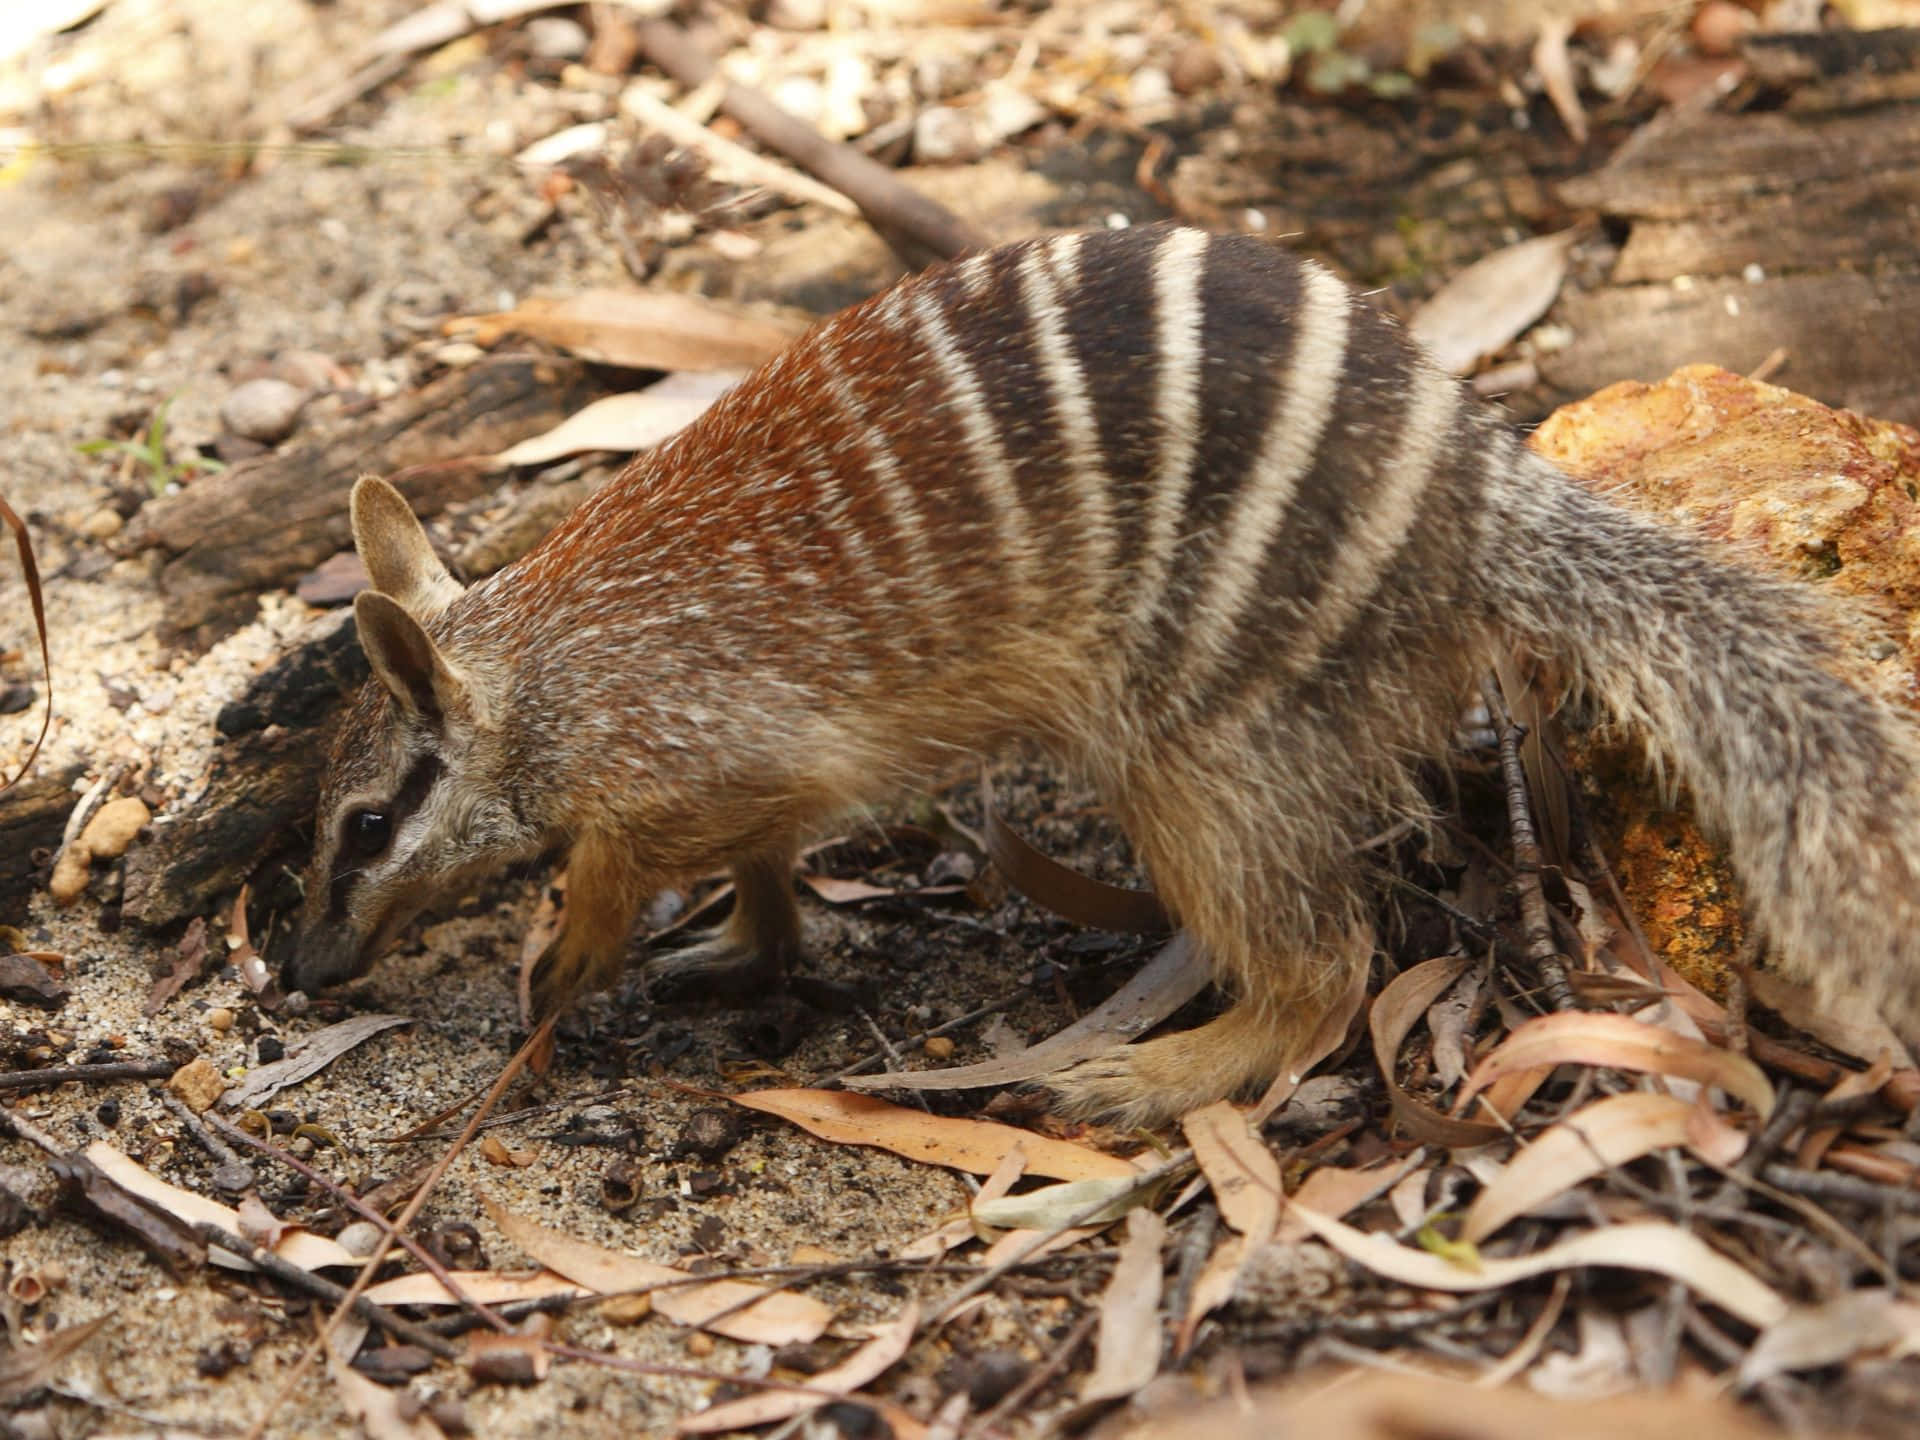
left=290, top=226, right=1920, bottom=1126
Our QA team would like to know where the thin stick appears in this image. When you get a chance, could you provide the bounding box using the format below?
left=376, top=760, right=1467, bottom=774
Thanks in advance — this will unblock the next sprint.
left=244, top=1018, right=556, bottom=1440
left=0, top=1059, right=174, bottom=1092
left=192, top=1222, right=460, bottom=1360
left=968, top=1311, right=1096, bottom=1438
left=1481, top=675, right=1578, bottom=1014
left=635, top=18, right=987, bottom=265
left=205, top=1110, right=515, bottom=1337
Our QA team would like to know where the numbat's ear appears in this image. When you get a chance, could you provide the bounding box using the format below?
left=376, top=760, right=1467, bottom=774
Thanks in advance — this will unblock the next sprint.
left=353, top=590, right=488, bottom=731
left=351, top=474, right=464, bottom=620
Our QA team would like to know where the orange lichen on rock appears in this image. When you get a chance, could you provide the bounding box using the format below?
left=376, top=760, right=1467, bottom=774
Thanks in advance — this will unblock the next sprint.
left=1532, top=365, right=1920, bottom=994
left=1533, top=363, right=1920, bottom=704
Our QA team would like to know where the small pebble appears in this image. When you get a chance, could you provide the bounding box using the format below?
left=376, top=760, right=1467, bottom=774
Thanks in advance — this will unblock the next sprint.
left=1170, top=39, right=1225, bottom=94
left=221, top=377, right=308, bottom=444
left=525, top=16, right=588, bottom=60
left=207, top=1007, right=234, bottom=1033
left=79, top=507, right=124, bottom=540
left=685, top=1332, right=715, bottom=1358
left=913, top=106, right=977, bottom=164
left=923, top=1035, right=955, bottom=1059
left=336, top=1221, right=384, bottom=1257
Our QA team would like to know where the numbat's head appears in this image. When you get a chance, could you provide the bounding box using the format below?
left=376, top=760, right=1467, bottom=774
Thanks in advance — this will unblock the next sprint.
left=285, top=477, right=544, bottom=996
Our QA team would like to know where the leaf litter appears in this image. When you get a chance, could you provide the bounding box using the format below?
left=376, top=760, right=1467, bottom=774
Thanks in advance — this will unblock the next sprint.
left=11, top=1, right=1920, bottom=1435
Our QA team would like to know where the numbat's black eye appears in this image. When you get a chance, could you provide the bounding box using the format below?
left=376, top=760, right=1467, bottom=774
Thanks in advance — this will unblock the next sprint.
left=344, top=809, right=392, bottom=859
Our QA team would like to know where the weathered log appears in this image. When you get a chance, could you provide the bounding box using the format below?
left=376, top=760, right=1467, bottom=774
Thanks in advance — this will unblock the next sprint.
left=1550, top=100, right=1920, bottom=427
left=122, top=356, right=604, bottom=645
left=122, top=612, right=362, bottom=930
left=1542, top=270, right=1920, bottom=429
left=0, top=766, right=82, bottom=929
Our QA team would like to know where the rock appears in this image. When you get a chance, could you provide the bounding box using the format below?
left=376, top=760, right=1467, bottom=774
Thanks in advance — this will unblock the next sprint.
left=79, top=507, right=124, bottom=540
left=336, top=1221, right=384, bottom=1257
left=525, top=16, right=588, bottom=60
left=0, top=952, right=67, bottom=1009
left=913, top=105, right=978, bottom=164
left=81, top=797, right=150, bottom=860
left=1170, top=40, right=1225, bottom=95
left=220, top=377, right=308, bottom=444
left=166, top=1057, right=225, bottom=1112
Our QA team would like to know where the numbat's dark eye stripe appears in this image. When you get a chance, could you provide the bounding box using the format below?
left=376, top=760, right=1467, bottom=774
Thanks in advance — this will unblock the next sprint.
left=325, top=753, right=446, bottom=919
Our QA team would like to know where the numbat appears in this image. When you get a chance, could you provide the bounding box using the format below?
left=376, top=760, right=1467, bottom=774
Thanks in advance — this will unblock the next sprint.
left=287, top=225, right=1920, bottom=1124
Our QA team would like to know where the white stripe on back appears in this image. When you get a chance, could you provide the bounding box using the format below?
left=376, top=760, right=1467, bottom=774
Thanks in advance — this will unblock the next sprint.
left=1288, top=357, right=1458, bottom=671
left=1131, top=227, right=1209, bottom=637
left=1018, top=237, right=1112, bottom=583
left=1178, top=263, right=1352, bottom=686
left=908, top=285, right=1037, bottom=596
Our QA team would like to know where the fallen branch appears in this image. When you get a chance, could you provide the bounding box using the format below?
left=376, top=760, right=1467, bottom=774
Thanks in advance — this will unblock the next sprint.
left=635, top=18, right=987, bottom=265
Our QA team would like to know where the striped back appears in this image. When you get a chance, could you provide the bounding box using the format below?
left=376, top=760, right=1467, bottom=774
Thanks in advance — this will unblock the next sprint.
left=492, top=226, right=1511, bottom=741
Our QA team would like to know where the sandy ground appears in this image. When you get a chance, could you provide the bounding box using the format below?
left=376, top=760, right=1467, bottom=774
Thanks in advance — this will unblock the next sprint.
left=0, top=2, right=1166, bottom=1433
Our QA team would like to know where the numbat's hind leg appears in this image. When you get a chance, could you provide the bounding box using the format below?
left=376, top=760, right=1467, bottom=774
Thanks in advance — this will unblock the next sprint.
left=1047, top=711, right=1389, bottom=1126
left=1047, top=927, right=1372, bottom=1127
left=645, top=850, right=803, bottom=997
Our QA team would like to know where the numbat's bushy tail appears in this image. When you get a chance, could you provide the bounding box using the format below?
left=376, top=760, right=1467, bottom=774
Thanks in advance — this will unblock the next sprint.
left=285, top=224, right=1920, bottom=1126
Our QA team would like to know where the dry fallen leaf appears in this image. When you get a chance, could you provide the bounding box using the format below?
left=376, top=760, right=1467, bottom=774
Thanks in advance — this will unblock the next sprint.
left=1182, top=1101, right=1282, bottom=1242
left=0, top=1315, right=108, bottom=1406
left=1272, top=1163, right=1398, bottom=1244
left=845, top=933, right=1211, bottom=1094
left=480, top=1196, right=830, bottom=1345
left=1739, top=1291, right=1920, bottom=1387
left=1410, top=231, right=1575, bottom=374
left=456, top=290, right=804, bottom=370
left=1459, top=1011, right=1775, bottom=1119
left=676, top=1300, right=920, bottom=1434
left=1460, top=1092, right=1715, bottom=1243
left=971, top=1173, right=1152, bottom=1231
left=1286, top=1202, right=1788, bottom=1329
left=900, top=1143, right=1028, bottom=1259
left=1372, top=954, right=1508, bottom=1147
left=493, top=371, right=746, bottom=468
left=731, top=1088, right=1139, bottom=1181
left=85, top=1142, right=358, bottom=1272
left=1080, top=1209, right=1168, bottom=1403
left=364, top=1270, right=588, bottom=1308
left=221, top=1014, right=413, bottom=1110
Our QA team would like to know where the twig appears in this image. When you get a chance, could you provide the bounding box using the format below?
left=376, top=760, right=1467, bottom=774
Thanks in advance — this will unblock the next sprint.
left=191, top=1221, right=459, bottom=1360
left=1165, top=1204, right=1215, bottom=1348
left=617, top=87, right=860, bottom=218
left=635, top=18, right=988, bottom=265
left=0, top=1059, right=174, bottom=1092
left=161, top=1093, right=255, bottom=1193
left=968, top=1310, right=1096, bottom=1438
left=823, top=988, right=1027, bottom=1084
left=1481, top=675, right=1578, bottom=1014
left=204, top=1110, right=515, bottom=1337
left=245, top=1018, right=556, bottom=1439
left=1758, top=1162, right=1920, bottom=1214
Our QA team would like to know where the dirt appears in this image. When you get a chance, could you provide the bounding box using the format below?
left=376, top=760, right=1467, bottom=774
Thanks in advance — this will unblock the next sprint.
left=0, top=3, right=1166, bottom=1433
left=9, top=2, right=1920, bottom=1437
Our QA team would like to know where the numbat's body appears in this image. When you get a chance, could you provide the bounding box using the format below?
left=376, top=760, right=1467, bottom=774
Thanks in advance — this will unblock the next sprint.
left=288, top=225, right=1920, bottom=1124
